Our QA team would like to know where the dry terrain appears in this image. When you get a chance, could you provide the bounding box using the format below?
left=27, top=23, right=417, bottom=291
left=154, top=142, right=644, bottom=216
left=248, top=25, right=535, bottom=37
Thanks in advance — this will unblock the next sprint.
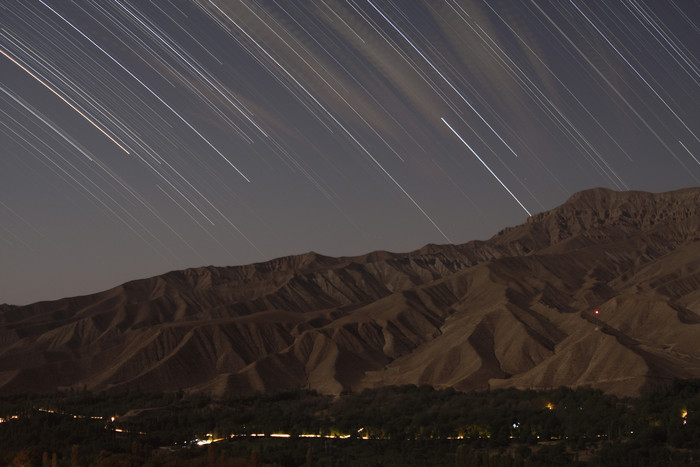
left=1, top=187, right=700, bottom=397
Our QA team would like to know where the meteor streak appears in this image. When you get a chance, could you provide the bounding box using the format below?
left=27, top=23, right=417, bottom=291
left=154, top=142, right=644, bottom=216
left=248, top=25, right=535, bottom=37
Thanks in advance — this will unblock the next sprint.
left=442, top=118, right=531, bottom=217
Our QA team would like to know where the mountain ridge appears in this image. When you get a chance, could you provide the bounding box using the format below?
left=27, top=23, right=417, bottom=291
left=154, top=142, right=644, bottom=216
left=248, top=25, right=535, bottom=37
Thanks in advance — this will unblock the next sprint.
left=1, top=187, right=699, bottom=397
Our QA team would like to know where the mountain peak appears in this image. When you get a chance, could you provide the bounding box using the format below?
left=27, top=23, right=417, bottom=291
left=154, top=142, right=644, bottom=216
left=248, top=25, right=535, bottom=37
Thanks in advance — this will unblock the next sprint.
left=1, top=188, right=700, bottom=397
left=507, top=187, right=700, bottom=251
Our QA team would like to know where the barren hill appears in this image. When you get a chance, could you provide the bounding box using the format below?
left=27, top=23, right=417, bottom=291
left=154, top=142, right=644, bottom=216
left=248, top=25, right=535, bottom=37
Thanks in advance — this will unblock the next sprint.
left=2, top=187, right=700, bottom=397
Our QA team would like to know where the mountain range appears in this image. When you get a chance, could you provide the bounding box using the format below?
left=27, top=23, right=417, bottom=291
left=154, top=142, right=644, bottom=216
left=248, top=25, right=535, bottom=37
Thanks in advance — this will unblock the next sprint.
left=1, top=187, right=700, bottom=397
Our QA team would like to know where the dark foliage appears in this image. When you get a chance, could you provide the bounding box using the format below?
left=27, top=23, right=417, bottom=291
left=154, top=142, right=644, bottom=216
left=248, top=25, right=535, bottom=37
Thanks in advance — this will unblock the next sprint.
left=0, top=379, right=699, bottom=465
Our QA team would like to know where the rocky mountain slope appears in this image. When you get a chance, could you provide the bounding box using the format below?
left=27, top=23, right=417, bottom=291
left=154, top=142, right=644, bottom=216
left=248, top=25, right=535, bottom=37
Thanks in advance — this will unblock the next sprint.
left=1, top=187, right=699, bottom=397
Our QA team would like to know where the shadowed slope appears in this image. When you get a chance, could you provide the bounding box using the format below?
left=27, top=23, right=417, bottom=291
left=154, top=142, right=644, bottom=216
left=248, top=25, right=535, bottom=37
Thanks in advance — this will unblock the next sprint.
left=1, top=187, right=699, bottom=397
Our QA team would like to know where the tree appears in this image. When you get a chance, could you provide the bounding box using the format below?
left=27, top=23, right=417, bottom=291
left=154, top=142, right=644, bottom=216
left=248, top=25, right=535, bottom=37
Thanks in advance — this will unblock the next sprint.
left=249, top=450, right=261, bottom=467
left=455, top=444, right=468, bottom=467
left=11, top=450, right=32, bottom=467
left=208, top=444, right=217, bottom=467
left=70, top=445, right=80, bottom=467
left=306, top=446, right=313, bottom=467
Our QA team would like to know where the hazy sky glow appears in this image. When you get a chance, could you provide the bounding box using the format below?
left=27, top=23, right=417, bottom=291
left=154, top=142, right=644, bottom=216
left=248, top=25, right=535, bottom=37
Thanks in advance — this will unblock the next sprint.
left=1, top=1, right=699, bottom=305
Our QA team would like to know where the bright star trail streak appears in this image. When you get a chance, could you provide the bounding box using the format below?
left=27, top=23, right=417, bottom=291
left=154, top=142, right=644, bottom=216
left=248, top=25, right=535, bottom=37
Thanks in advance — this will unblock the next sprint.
left=0, top=1, right=698, bottom=305
left=568, top=0, right=700, bottom=144
left=0, top=46, right=130, bottom=154
left=442, top=118, right=531, bottom=216
left=207, top=0, right=452, bottom=243
left=37, top=0, right=252, bottom=183
left=679, top=141, right=700, bottom=165
left=366, top=0, right=522, bottom=160
left=528, top=0, right=700, bottom=183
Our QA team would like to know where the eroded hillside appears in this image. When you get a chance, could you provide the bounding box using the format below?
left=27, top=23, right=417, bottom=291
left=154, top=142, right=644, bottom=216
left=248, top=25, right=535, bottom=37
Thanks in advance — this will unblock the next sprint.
left=1, top=187, right=699, bottom=397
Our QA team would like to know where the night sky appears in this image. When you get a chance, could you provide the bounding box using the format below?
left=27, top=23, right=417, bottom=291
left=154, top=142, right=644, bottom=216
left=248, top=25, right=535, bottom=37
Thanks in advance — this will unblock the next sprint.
left=1, top=1, right=698, bottom=305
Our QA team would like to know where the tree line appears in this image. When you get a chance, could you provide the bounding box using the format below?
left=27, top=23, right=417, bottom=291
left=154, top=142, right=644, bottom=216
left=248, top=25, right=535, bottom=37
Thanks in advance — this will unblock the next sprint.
left=0, top=379, right=698, bottom=465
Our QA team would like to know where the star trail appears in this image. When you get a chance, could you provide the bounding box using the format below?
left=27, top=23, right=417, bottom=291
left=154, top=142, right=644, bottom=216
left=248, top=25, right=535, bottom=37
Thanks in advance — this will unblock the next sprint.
left=1, top=1, right=698, bottom=305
